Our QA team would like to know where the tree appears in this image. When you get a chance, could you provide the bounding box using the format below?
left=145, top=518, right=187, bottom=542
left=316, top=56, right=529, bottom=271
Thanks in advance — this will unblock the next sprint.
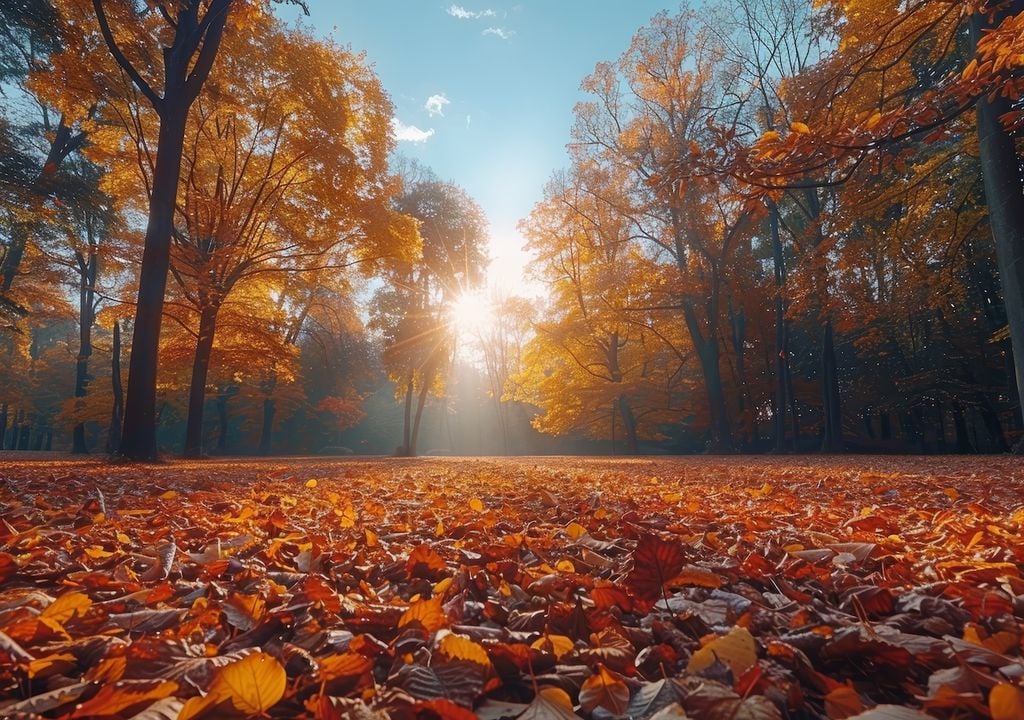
left=50, top=0, right=308, bottom=460
left=517, top=166, right=692, bottom=452
left=148, top=19, right=397, bottom=456
left=374, top=174, right=487, bottom=456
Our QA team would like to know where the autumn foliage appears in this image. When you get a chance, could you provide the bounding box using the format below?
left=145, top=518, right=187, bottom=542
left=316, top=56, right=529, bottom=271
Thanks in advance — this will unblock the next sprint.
left=2, top=456, right=1024, bottom=717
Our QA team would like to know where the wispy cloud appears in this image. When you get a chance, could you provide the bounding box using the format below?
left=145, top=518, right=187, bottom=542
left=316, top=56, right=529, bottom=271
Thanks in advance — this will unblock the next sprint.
left=447, top=4, right=496, bottom=19
left=390, top=118, right=434, bottom=143
left=482, top=27, right=514, bottom=40
left=424, top=93, right=450, bottom=117
left=466, top=115, right=472, bottom=128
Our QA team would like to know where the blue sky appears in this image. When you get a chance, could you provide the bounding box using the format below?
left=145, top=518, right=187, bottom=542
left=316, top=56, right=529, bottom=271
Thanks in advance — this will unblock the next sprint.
left=288, top=1, right=676, bottom=291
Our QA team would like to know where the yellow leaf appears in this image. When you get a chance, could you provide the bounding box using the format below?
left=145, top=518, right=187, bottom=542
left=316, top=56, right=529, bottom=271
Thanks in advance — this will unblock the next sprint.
left=305, top=479, right=318, bottom=489
left=398, top=595, right=447, bottom=632
left=943, top=487, right=960, bottom=501
left=686, top=625, right=757, bottom=678
left=336, top=503, right=357, bottom=528
left=469, top=497, right=485, bottom=513
left=991, top=683, right=1024, bottom=720
left=565, top=521, right=588, bottom=540
left=159, top=490, right=178, bottom=500
left=203, top=651, right=286, bottom=717
left=365, top=528, right=378, bottom=547
left=27, top=652, right=76, bottom=679
left=790, top=121, right=810, bottom=134
left=433, top=577, right=453, bottom=595
left=84, top=546, right=114, bottom=559
left=530, top=633, right=575, bottom=660
left=41, top=591, right=91, bottom=625
left=438, top=632, right=491, bottom=667
left=556, top=559, right=576, bottom=573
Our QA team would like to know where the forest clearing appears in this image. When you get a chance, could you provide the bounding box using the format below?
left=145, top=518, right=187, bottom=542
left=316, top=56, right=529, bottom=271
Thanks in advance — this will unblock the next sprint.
left=1, top=455, right=1022, bottom=718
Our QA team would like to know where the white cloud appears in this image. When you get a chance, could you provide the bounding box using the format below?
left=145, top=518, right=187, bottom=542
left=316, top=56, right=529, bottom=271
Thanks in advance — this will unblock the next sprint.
left=466, top=114, right=472, bottom=128
left=424, top=93, right=450, bottom=117
left=447, top=4, right=496, bottom=19
left=390, top=118, right=434, bottom=143
left=482, top=27, right=513, bottom=40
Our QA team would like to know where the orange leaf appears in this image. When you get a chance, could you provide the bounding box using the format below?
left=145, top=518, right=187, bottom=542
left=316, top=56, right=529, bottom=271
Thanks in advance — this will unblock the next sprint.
left=69, top=679, right=178, bottom=718
left=579, top=664, right=630, bottom=715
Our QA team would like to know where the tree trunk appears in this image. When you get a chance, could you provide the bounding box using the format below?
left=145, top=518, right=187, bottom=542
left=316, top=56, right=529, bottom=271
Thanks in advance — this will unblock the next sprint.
left=106, top=321, right=123, bottom=455
left=259, top=397, right=275, bottom=455
left=72, top=243, right=97, bottom=454
left=820, top=320, right=843, bottom=451
left=730, top=304, right=749, bottom=447
left=953, top=405, right=973, bottom=453
left=972, top=1, right=1024, bottom=452
left=17, top=422, right=29, bottom=450
left=0, top=223, right=30, bottom=294
left=216, top=389, right=229, bottom=451
left=617, top=395, right=639, bottom=454
left=410, top=362, right=437, bottom=457
left=120, top=107, right=189, bottom=461
left=183, top=303, right=219, bottom=457
left=0, top=403, right=7, bottom=450
left=682, top=300, right=732, bottom=451
left=768, top=201, right=793, bottom=452
left=401, top=370, right=414, bottom=456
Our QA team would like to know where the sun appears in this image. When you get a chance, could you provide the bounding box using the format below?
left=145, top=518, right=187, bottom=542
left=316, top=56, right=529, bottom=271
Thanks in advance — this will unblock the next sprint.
left=448, top=289, right=493, bottom=345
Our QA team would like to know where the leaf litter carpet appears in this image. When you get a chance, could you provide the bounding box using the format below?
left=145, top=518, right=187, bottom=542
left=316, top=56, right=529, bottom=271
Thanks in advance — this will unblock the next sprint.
left=0, top=455, right=1023, bottom=719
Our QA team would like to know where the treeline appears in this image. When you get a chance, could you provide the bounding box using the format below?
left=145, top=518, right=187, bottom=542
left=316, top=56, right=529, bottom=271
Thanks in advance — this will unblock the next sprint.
left=506, top=0, right=1024, bottom=454
left=2, top=0, right=1024, bottom=458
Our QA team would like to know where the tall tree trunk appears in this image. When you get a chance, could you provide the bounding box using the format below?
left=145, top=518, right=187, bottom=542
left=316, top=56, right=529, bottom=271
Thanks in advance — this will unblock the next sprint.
left=820, top=320, right=843, bottom=451
left=410, top=361, right=438, bottom=457
left=183, top=303, right=219, bottom=457
left=106, top=321, right=123, bottom=455
left=259, top=398, right=275, bottom=455
left=769, top=201, right=795, bottom=451
left=0, top=223, right=30, bottom=294
left=730, top=303, right=749, bottom=447
left=972, top=2, right=1024, bottom=452
left=617, top=395, right=638, bottom=454
left=72, top=242, right=98, bottom=454
left=216, top=389, right=229, bottom=451
left=401, top=370, right=414, bottom=456
left=120, top=107, right=189, bottom=461
left=8, top=410, right=21, bottom=450
left=682, top=300, right=732, bottom=451
left=953, top=405, right=973, bottom=453
left=0, top=403, right=7, bottom=450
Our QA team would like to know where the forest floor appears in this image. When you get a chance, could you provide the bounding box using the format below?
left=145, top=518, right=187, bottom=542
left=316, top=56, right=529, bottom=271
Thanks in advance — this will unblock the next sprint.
left=0, top=454, right=1022, bottom=719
